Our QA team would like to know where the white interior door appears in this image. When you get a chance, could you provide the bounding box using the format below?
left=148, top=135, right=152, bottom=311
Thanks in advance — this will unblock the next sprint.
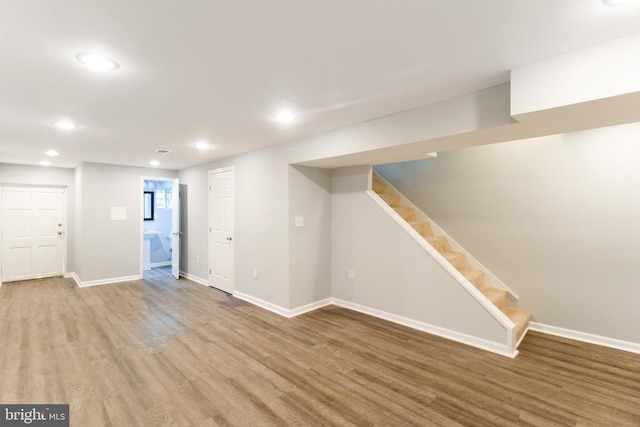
left=171, top=178, right=180, bottom=279
left=1, top=186, right=65, bottom=282
left=209, top=167, right=234, bottom=293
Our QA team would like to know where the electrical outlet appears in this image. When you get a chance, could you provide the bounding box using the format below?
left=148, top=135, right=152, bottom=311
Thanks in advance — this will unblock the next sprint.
left=348, top=269, right=354, bottom=279
left=253, top=268, right=258, bottom=279
left=196, top=255, right=200, bottom=263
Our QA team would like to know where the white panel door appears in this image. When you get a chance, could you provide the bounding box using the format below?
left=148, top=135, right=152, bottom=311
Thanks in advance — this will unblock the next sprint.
left=171, top=178, right=180, bottom=280
left=209, top=168, right=234, bottom=293
left=2, top=187, right=65, bottom=282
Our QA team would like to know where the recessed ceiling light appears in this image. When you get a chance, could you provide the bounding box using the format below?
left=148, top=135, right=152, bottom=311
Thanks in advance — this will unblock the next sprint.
left=45, top=150, right=59, bottom=157
left=275, top=111, right=296, bottom=124
left=40, top=160, right=51, bottom=167
left=149, top=160, right=160, bottom=166
left=54, top=120, right=77, bottom=130
left=75, top=52, right=120, bottom=71
left=603, top=0, right=633, bottom=5
left=195, top=141, right=209, bottom=150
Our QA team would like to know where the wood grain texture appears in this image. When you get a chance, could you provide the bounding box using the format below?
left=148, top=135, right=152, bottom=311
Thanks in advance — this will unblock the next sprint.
left=1, top=273, right=639, bottom=426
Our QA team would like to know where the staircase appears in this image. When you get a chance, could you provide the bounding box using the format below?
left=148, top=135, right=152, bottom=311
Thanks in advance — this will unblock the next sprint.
left=372, top=172, right=531, bottom=345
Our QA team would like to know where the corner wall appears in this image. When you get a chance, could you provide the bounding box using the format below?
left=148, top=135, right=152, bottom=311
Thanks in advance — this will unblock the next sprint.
left=74, top=162, right=177, bottom=283
left=376, top=122, right=640, bottom=345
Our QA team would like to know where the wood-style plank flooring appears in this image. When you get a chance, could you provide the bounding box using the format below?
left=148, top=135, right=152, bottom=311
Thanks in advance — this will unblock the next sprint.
left=1, top=273, right=639, bottom=426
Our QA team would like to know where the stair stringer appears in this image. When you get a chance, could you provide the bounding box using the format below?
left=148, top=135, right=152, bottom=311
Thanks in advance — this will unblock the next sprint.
left=371, top=171, right=520, bottom=301
left=366, top=190, right=519, bottom=354
left=366, top=190, right=525, bottom=357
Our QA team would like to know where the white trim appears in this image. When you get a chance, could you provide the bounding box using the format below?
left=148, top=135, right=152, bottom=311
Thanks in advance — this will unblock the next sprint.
left=233, top=291, right=291, bottom=317
left=75, top=274, right=141, bottom=288
left=331, top=298, right=517, bottom=358
left=529, top=322, right=640, bottom=355
left=288, top=298, right=333, bottom=317
left=150, top=261, right=171, bottom=268
left=182, top=272, right=208, bottom=287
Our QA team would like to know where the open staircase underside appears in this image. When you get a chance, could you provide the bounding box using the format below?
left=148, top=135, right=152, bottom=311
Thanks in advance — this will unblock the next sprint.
left=372, top=173, right=531, bottom=346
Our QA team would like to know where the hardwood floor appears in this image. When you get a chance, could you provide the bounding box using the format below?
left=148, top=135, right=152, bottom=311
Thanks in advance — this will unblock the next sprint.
left=1, top=276, right=639, bottom=426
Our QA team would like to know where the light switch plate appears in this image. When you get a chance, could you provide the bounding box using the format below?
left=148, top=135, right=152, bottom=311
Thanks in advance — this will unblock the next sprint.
left=295, top=216, right=304, bottom=227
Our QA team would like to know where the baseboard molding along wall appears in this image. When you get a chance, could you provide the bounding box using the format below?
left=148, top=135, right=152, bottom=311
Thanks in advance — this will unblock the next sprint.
left=182, top=272, right=208, bottom=287
left=67, top=272, right=141, bottom=288
left=529, top=322, right=640, bottom=355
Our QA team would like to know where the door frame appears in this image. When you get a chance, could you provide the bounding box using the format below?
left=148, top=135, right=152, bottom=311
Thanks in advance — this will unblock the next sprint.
left=208, top=166, right=235, bottom=292
left=0, top=184, right=68, bottom=287
left=139, top=176, right=179, bottom=278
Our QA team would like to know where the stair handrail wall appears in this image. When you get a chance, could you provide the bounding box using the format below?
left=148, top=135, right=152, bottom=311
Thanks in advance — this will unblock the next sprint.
left=372, top=170, right=519, bottom=301
left=368, top=169, right=517, bottom=352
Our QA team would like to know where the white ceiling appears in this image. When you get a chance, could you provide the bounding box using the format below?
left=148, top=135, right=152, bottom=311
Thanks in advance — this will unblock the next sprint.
left=2, top=0, right=640, bottom=170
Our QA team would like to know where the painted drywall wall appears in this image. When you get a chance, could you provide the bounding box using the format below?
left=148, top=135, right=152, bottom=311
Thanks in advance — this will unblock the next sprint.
left=511, top=33, right=640, bottom=116
left=288, top=165, right=332, bottom=308
left=75, top=162, right=176, bottom=283
left=0, top=163, right=76, bottom=272
left=331, top=166, right=507, bottom=346
left=179, top=145, right=291, bottom=308
left=376, top=122, right=640, bottom=344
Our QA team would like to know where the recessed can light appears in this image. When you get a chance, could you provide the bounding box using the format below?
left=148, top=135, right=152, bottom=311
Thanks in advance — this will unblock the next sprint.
left=75, top=52, right=120, bottom=70
left=40, top=160, right=51, bottom=167
left=149, top=160, right=160, bottom=166
left=54, top=120, right=77, bottom=130
left=603, top=0, right=633, bottom=5
left=45, top=150, right=59, bottom=157
left=195, top=141, right=209, bottom=150
left=275, top=111, right=296, bottom=124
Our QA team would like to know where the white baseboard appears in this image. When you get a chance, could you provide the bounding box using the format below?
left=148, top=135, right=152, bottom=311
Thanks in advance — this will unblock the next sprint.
left=288, top=298, right=333, bottom=317
left=181, top=272, right=208, bottom=287
left=231, top=291, right=516, bottom=358
left=74, top=274, right=141, bottom=288
left=529, top=322, right=640, bottom=355
left=150, top=261, right=171, bottom=268
left=233, top=291, right=292, bottom=317
left=331, top=298, right=517, bottom=358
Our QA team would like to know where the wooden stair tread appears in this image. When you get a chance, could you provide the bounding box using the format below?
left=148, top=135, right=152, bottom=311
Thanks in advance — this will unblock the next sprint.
left=424, top=235, right=448, bottom=252
left=409, top=221, right=432, bottom=236
left=459, top=268, right=485, bottom=287
left=379, top=193, right=401, bottom=207
left=393, top=207, right=416, bottom=222
left=478, top=286, right=507, bottom=310
left=372, top=181, right=388, bottom=193
left=503, top=307, right=531, bottom=340
left=441, top=251, right=466, bottom=269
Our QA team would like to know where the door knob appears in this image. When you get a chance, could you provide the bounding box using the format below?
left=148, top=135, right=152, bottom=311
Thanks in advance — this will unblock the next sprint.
left=226, top=236, right=233, bottom=241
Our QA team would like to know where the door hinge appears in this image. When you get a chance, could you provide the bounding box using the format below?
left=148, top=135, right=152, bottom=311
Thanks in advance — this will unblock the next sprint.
left=209, top=268, right=211, bottom=275
left=209, top=227, right=211, bottom=232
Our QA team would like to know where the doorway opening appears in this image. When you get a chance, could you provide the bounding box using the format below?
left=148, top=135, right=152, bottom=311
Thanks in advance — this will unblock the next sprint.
left=142, top=178, right=180, bottom=280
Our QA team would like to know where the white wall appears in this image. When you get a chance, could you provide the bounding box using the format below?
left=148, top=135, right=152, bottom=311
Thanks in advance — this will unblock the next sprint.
left=179, top=145, right=291, bottom=308
left=331, top=166, right=508, bottom=347
left=376, top=122, right=640, bottom=344
left=75, top=162, right=176, bottom=283
left=288, top=166, right=332, bottom=308
left=0, top=163, right=76, bottom=272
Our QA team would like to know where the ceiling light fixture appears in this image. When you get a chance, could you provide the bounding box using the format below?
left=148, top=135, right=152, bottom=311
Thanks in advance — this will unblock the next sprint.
left=54, top=120, right=77, bottom=130
left=149, top=160, right=160, bottom=166
left=275, top=111, right=296, bottom=124
left=603, top=0, right=633, bottom=5
left=195, top=141, right=209, bottom=150
left=40, top=160, right=51, bottom=167
left=75, top=52, right=120, bottom=71
left=45, top=150, right=59, bottom=157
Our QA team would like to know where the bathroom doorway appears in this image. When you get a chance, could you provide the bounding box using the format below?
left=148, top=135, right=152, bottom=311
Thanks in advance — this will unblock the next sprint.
left=141, top=177, right=180, bottom=280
